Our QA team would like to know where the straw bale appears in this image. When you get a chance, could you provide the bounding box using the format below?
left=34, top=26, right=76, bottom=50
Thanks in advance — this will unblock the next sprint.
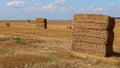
left=72, top=41, right=106, bottom=52
left=73, top=21, right=110, bottom=30
left=6, top=23, right=10, bottom=27
left=73, top=35, right=107, bottom=45
left=73, top=14, right=115, bottom=30
left=116, top=20, right=120, bottom=23
left=36, top=18, right=47, bottom=29
left=72, top=14, right=115, bottom=57
left=74, top=14, right=109, bottom=23
left=36, top=18, right=46, bottom=21
left=73, top=29, right=113, bottom=38
left=27, top=19, right=30, bottom=23
left=66, top=26, right=72, bottom=29
left=72, top=45, right=106, bottom=57
left=73, top=29, right=107, bottom=37
left=72, top=41, right=113, bottom=57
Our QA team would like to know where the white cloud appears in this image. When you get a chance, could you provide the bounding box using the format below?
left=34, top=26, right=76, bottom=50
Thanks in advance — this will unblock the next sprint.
left=41, top=4, right=55, bottom=11
left=32, top=0, right=41, bottom=2
left=26, top=0, right=71, bottom=12
left=54, top=0, right=66, bottom=4
left=87, top=7, right=103, bottom=12
left=108, top=2, right=118, bottom=8
left=77, top=6, right=104, bottom=13
left=6, top=1, right=26, bottom=7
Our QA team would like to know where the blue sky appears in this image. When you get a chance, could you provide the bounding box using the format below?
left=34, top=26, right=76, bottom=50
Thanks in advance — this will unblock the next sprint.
left=0, top=0, right=120, bottom=20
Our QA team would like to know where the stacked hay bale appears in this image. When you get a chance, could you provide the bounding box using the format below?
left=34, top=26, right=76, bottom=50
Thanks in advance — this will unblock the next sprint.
left=116, top=20, right=120, bottom=23
left=36, top=18, right=47, bottom=29
left=27, top=19, right=31, bottom=23
left=66, top=26, right=72, bottom=30
left=6, top=23, right=10, bottom=27
left=72, top=14, right=115, bottom=57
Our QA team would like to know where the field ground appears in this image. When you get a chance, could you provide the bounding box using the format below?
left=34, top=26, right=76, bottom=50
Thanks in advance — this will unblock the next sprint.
left=0, top=20, right=120, bottom=68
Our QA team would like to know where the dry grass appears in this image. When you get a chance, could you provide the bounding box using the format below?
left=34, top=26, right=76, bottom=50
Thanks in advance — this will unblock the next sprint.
left=0, top=20, right=119, bottom=68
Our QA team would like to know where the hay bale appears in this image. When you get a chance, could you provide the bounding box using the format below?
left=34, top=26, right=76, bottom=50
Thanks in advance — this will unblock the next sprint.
left=66, top=26, right=72, bottom=29
left=115, top=19, right=120, bottom=23
left=74, top=14, right=109, bottom=23
left=73, top=35, right=107, bottom=45
left=36, top=18, right=47, bottom=29
left=6, top=23, right=10, bottom=27
left=73, top=29, right=112, bottom=38
left=73, top=14, right=115, bottom=30
left=73, top=30, right=114, bottom=47
left=72, top=14, right=115, bottom=57
left=27, top=19, right=31, bottom=23
left=72, top=41, right=106, bottom=52
left=73, top=21, right=110, bottom=30
left=72, top=41, right=113, bottom=57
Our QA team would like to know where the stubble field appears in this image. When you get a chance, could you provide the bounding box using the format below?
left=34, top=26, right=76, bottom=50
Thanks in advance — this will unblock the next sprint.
left=0, top=20, right=120, bottom=68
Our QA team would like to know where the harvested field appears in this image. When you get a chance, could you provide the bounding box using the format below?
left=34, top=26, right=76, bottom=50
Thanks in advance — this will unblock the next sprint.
left=0, top=20, right=119, bottom=68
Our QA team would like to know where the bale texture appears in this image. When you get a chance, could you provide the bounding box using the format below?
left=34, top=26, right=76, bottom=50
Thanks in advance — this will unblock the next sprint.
left=73, top=21, right=110, bottom=30
left=72, top=14, right=115, bottom=57
left=36, top=18, right=47, bottom=29
left=72, top=41, right=106, bottom=52
left=73, top=14, right=115, bottom=30
left=73, top=29, right=113, bottom=38
left=73, top=35, right=107, bottom=45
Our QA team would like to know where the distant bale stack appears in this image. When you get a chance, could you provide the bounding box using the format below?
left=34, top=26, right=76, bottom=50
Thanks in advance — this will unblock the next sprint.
left=116, top=20, right=120, bottom=23
left=27, top=19, right=31, bottom=23
left=72, top=14, right=115, bottom=57
left=36, top=18, right=47, bottom=29
left=6, top=23, right=10, bottom=27
left=66, top=26, right=72, bottom=30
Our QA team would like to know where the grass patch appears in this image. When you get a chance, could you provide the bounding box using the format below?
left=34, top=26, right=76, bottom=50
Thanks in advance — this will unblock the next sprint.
left=11, top=37, right=26, bottom=45
left=12, top=37, right=21, bottom=43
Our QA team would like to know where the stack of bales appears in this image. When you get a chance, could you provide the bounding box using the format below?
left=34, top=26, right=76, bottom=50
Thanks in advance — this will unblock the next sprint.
left=6, top=23, right=10, bottom=27
left=116, top=20, right=120, bottom=23
left=36, top=18, right=47, bottom=29
left=27, top=19, right=31, bottom=23
left=72, top=14, right=115, bottom=57
left=66, top=26, right=72, bottom=30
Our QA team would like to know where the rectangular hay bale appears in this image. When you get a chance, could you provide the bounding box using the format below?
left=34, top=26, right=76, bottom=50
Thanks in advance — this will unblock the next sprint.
left=72, top=41, right=113, bottom=57
left=73, top=35, right=107, bottom=45
left=72, top=14, right=115, bottom=57
left=72, top=41, right=106, bottom=52
left=73, top=21, right=109, bottom=30
left=73, top=14, right=115, bottom=30
left=36, top=18, right=47, bottom=29
left=72, top=29, right=113, bottom=38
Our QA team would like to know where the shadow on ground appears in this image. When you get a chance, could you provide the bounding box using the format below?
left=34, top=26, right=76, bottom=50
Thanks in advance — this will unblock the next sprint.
left=112, top=51, right=120, bottom=57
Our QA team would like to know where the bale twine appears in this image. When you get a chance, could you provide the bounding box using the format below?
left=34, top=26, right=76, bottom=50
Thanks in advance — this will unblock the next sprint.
left=72, top=14, right=115, bottom=57
left=36, top=18, right=47, bottom=29
left=6, top=23, right=10, bottom=27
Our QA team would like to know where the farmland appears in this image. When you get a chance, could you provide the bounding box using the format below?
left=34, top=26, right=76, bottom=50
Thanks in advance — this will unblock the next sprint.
left=0, top=20, right=120, bottom=68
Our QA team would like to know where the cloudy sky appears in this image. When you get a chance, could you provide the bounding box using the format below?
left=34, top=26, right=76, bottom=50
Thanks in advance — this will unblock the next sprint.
left=0, top=0, right=120, bottom=20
